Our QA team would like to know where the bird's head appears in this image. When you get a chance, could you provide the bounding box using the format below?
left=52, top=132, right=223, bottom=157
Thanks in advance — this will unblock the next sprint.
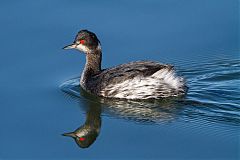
left=63, top=30, right=101, bottom=53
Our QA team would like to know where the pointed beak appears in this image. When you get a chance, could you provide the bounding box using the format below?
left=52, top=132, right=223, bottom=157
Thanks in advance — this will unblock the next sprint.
left=62, top=132, right=76, bottom=138
left=62, top=43, right=76, bottom=50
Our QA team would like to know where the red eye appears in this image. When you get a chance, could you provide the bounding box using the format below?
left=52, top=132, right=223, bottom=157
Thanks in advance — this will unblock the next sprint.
left=80, top=40, right=85, bottom=44
left=79, top=137, right=85, bottom=141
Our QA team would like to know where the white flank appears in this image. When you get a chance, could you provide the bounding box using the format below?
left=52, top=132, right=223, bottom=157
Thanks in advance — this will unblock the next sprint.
left=151, top=69, right=184, bottom=89
left=101, top=68, right=185, bottom=99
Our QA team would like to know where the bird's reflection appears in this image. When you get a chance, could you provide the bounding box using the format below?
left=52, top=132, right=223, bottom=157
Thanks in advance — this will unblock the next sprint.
left=62, top=82, right=183, bottom=148
left=62, top=100, right=101, bottom=148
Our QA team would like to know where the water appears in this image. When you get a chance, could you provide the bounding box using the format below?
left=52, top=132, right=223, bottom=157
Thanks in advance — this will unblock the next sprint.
left=0, top=0, right=239, bottom=159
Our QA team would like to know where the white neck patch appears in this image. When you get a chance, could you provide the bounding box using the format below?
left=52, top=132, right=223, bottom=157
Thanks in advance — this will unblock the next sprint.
left=76, top=43, right=102, bottom=53
left=76, top=44, right=90, bottom=53
left=96, top=43, right=102, bottom=50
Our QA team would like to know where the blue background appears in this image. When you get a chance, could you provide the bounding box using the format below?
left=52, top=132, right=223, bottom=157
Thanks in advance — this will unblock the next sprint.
left=0, top=0, right=239, bottom=159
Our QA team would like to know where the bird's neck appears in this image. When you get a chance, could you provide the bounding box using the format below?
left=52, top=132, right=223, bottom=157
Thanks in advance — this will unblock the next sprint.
left=81, top=49, right=102, bottom=87
left=85, top=50, right=102, bottom=73
left=85, top=105, right=101, bottom=131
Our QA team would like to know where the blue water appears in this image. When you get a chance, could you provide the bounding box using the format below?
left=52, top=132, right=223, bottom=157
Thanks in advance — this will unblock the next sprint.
left=0, top=0, right=239, bottom=159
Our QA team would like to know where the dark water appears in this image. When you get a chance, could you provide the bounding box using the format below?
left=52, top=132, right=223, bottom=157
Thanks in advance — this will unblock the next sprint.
left=0, top=0, right=239, bottom=159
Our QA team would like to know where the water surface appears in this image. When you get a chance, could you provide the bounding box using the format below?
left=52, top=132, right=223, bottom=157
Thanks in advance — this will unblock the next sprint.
left=0, top=0, right=239, bottom=159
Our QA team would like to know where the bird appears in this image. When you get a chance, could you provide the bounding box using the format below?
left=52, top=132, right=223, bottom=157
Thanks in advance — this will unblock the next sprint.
left=63, top=30, right=187, bottom=100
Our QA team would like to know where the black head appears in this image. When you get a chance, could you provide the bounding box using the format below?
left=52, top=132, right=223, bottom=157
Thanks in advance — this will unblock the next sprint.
left=63, top=30, right=101, bottom=53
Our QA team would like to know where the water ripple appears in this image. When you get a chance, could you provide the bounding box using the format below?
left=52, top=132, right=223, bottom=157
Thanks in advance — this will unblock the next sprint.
left=179, top=56, right=240, bottom=126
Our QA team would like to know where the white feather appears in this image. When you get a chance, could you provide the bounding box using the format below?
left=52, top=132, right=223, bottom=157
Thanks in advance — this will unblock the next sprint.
left=76, top=44, right=90, bottom=53
left=76, top=43, right=101, bottom=53
left=101, top=68, right=185, bottom=99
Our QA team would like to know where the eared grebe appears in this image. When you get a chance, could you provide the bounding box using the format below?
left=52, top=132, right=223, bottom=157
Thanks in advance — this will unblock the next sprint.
left=63, top=30, right=187, bottom=99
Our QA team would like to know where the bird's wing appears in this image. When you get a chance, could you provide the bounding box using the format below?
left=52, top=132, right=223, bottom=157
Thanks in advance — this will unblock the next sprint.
left=91, top=61, right=172, bottom=88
